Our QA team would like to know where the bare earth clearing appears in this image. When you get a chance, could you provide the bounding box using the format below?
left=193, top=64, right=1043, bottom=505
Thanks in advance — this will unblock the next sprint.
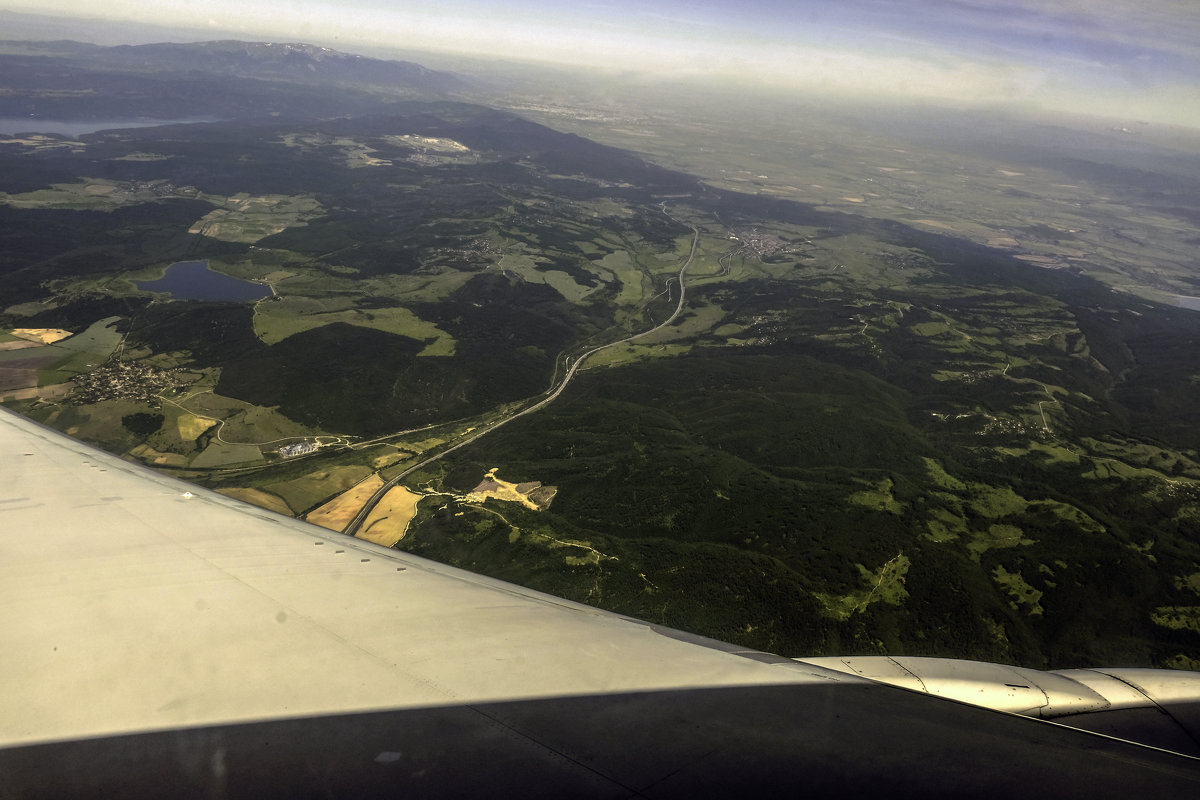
left=466, top=467, right=557, bottom=511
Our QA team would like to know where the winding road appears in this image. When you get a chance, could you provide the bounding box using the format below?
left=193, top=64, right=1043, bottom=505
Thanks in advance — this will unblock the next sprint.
left=342, top=223, right=700, bottom=536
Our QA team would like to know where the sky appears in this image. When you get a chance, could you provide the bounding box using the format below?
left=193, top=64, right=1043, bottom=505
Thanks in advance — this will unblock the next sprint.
left=3, top=0, right=1199, bottom=126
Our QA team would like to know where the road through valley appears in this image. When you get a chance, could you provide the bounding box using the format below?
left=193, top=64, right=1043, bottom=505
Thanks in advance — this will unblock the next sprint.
left=341, top=223, right=700, bottom=537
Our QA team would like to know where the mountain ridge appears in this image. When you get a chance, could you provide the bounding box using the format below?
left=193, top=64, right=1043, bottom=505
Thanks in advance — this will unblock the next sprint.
left=0, top=37, right=470, bottom=98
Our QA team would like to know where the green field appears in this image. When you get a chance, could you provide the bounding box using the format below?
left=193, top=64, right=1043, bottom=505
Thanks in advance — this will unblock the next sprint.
left=253, top=297, right=456, bottom=353
left=34, top=317, right=124, bottom=384
left=5, top=98, right=1200, bottom=670
left=187, top=193, right=322, bottom=243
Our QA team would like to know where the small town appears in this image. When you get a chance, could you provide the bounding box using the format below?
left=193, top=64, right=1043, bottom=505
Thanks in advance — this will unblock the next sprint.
left=70, top=360, right=182, bottom=405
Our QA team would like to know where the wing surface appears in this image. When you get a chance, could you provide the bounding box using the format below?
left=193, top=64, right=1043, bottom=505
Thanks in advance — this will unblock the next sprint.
left=2, top=407, right=1199, bottom=797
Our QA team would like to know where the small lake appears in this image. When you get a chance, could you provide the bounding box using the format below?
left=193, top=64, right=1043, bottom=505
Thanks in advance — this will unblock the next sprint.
left=136, top=261, right=273, bottom=303
left=0, top=117, right=213, bottom=138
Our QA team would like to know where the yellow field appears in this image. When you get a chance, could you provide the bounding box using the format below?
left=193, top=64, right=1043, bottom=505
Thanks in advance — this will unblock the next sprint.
left=10, top=328, right=72, bottom=344
left=305, top=474, right=385, bottom=532
left=176, top=413, right=218, bottom=441
left=357, top=486, right=425, bottom=547
left=215, top=487, right=293, bottom=516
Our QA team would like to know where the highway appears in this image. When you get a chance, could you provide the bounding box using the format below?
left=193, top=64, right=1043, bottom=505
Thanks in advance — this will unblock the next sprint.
left=341, top=223, right=700, bottom=537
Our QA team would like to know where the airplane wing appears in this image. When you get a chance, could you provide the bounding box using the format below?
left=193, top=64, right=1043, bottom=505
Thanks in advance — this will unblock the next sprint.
left=2, top=406, right=1199, bottom=797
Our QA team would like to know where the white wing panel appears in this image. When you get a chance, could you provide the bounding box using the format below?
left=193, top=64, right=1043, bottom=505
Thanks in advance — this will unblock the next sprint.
left=0, top=409, right=844, bottom=746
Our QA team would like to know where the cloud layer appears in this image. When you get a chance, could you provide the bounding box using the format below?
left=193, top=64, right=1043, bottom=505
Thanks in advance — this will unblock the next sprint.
left=6, top=0, right=1199, bottom=125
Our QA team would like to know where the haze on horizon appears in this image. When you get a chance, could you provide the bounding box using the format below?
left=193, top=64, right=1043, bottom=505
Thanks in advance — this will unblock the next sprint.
left=2, top=0, right=1199, bottom=127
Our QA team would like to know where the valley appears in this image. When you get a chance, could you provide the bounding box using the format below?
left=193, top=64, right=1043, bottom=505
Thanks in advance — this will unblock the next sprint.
left=3, top=41, right=1200, bottom=670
